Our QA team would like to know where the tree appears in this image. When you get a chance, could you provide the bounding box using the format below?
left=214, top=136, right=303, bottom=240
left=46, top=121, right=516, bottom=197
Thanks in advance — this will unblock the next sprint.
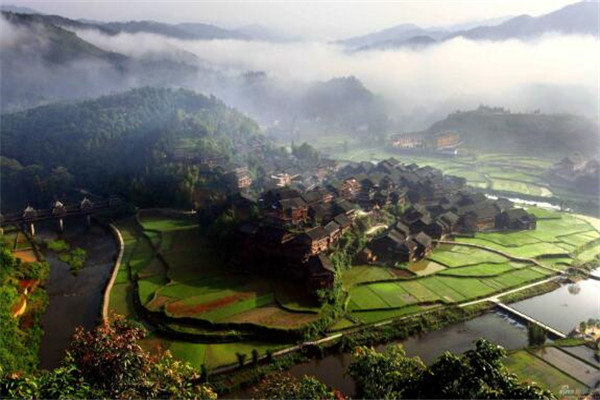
left=292, top=142, right=320, bottom=164
left=348, top=345, right=425, bottom=399
left=1, top=316, right=217, bottom=399
left=67, top=316, right=149, bottom=397
left=527, top=324, right=547, bottom=347
left=348, top=339, right=554, bottom=400
left=251, top=372, right=339, bottom=400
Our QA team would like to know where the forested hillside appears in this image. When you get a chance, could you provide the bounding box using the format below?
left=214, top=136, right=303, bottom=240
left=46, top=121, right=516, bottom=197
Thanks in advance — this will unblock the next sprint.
left=422, top=106, right=599, bottom=156
left=0, top=87, right=263, bottom=209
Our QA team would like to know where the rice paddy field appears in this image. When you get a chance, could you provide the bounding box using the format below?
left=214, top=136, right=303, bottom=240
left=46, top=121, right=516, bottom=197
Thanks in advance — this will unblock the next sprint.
left=504, top=350, right=591, bottom=395
left=455, top=211, right=600, bottom=266
left=108, top=212, right=320, bottom=369
left=343, top=208, right=600, bottom=324
left=108, top=207, right=600, bottom=370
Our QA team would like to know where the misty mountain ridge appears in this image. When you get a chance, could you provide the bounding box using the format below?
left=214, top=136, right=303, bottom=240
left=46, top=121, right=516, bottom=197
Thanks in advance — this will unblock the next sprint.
left=342, top=1, right=598, bottom=50
left=357, top=35, right=438, bottom=51
left=0, top=11, right=203, bottom=111
left=338, top=23, right=448, bottom=49
left=419, top=105, right=599, bottom=157
left=448, top=1, right=599, bottom=41
left=0, top=4, right=42, bottom=14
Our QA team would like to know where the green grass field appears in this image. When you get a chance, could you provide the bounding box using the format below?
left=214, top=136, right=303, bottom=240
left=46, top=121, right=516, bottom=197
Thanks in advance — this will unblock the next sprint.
left=504, top=350, right=587, bottom=395
left=342, top=265, right=399, bottom=288
left=427, top=244, right=509, bottom=267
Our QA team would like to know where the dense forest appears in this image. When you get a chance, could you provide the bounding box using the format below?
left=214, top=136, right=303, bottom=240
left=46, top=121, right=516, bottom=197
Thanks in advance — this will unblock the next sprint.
left=0, top=87, right=264, bottom=210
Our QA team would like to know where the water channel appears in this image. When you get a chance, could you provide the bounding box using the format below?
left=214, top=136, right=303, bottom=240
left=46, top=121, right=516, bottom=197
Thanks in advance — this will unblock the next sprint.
left=36, top=218, right=117, bottom=370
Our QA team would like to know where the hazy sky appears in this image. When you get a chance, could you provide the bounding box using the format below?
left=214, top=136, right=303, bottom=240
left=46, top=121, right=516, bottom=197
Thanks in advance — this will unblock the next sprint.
left=3, top=0, right=577, bottom=39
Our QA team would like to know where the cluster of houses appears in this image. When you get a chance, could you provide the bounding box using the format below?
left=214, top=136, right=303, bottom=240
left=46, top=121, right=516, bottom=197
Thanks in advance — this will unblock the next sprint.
left=390, top=131, right=462, bottom=155
left=227, top=157, right=537, bottom=295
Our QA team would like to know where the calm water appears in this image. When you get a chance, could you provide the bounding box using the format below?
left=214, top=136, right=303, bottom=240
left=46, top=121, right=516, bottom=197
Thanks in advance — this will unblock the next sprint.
left=37, top=219, right=117, bottom=369
left=283, top=312, right=530, bottom=397
left=510, top=278, right=600, bottom=335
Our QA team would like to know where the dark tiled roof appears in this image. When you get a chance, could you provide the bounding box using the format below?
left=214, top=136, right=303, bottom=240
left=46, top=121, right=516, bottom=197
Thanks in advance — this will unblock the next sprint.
left=333, top=213, right=352, bottom=228
left=307, top=254, right=335, bottom=274
left=324, top=221, right=340, bottom=235
left=504, top=208, right=532, bottom=219
left=278, top=197, right=306, bottom=209
left=304, top=226, right=328, bottom=240
left=310, top=203, right=332, bottom=218
left=439, top=211, right=459, bottom=225
left=256, top=226, right=292, bottom=244
left=373, top=229, right=406, bottom=246
left=394, top=221, right=411, bottom=236
left=413, top=232, right=432, bottom=247
left=333, top=199, right=358, bottom=214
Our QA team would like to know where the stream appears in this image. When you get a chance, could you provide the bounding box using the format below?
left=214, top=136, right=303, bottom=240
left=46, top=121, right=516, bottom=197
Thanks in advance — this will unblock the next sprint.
left=36, top=218, right=117, bottom=370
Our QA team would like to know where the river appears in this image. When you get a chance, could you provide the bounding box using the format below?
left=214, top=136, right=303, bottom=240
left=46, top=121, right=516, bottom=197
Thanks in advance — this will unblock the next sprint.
left=36, top=218, right=117, bottom=370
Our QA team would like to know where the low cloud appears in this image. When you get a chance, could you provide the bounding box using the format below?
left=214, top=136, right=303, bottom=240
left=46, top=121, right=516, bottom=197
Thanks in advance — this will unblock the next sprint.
left=75, top=27, right=599, bottom=122
left=2, top=13, right=598, bottom=127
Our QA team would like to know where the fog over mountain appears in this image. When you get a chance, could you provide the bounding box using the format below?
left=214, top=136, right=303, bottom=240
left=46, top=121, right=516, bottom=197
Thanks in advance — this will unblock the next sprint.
left=1, top=1, right=598, bottom=131
left=72, top=24, right=599, bottom=126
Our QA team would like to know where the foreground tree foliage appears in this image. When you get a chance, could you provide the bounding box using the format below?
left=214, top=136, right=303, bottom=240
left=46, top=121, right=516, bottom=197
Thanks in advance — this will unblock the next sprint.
left=0, top=316, right=217, bottom=399
left=0, top=245, right=49, bottom=374
left=348, top=338, right=554, bottom=399
left=250, top=372, right=342, bottom=400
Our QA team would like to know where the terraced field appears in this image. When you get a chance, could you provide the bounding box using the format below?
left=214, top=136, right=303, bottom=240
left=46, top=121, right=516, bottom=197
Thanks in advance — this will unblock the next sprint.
left=343, top=208, right=600, bottom=324
left=130, top=212, right=324, bottom=330
left=455, top=211, right=600, bottom=267
left=108, top=212, right=321, bottom=369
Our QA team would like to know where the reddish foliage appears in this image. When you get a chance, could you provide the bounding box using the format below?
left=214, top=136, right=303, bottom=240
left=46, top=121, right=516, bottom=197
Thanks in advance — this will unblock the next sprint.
left=166, top=293, right=252, bottom=316
left=18, top=279, right=39, bottom=292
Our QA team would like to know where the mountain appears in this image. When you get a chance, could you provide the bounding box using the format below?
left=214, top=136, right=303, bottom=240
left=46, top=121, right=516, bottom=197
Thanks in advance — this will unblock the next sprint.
left=420, top=105, right=599, bottom=156
left=1, top=12, right=127, bottom=65
left=338, top=23, right=447, bottom=49
left=449, top=1, right=599, bottom=41
left=357, top=35, right=437, bottom=51
left=0, top=87, right=262, bottom=207
left=0, top=4, right=42, bottom=14
left=440, top=15, right=514, bottom=32
left=0, top=12, right=200, bottom=111
left=339, top=1, right=598, bottom=50
left=104, top=21, right=247, bottom=40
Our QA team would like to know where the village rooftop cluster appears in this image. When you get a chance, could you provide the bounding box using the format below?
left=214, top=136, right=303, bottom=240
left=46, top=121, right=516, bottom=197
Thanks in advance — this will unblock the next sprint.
left=226, top=158, right=538, bottom=295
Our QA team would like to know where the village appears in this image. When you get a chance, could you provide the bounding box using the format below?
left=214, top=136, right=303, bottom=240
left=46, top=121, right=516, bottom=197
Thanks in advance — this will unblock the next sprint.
left=221, top=157, right=538, bottom=295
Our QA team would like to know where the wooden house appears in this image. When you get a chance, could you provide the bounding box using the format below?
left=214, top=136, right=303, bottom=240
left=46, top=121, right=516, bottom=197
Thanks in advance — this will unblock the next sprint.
left=496, top=209, right=537, bottom=230
left=306, top=254, right=335, bottom=291
left=297, top=227, right=329, bottom=256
